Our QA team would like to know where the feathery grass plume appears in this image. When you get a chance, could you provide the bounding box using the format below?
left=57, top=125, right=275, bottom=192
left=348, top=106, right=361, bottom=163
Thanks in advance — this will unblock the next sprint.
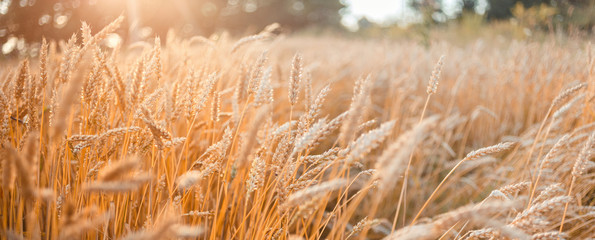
left=110, top=37, right=121, bottom=59
left=164, top=137, right=186, bottom=148
left=105, top=64, right=127, bottom=110
left=467, top=225, right=531, bottom=240
left=189, top=35, right=216, bottom=47
left=485, top=190, right=509, bottom=201
left=303, top=71, right=313, bottom=110
left=470, top=105, right=498, bottom=121
left=261, top=22, right=281, bottom=35
left=152, top=37, right=162, bottom=82
left=0, top=91, right=10, bottom=141
left=248, top=51, right=268, bottom=95
left=230, top=23, right=278, bottom=53
left=184, top=67, right=200, bottom=119
left=339, top=76, right=372, bottom=145
left=140, top=105, right=172, bottom=148
left=511, top=196, right=572, bottom=230
left=24, top=70, right=39, bottom=129
left=567, top=132, right=593, bottom=146
left=433, top=201, right=524, bottom=235
left=529, top=134, right=571, bottom=203
left=4, top=230, right=25, bottom=240
left=302, top=147, right=339, bottom=166
left=540, top=134, right=571, bottom=170
left=292, top=163, right=329, bottom=188
left=343, top=120, right=395, bottom=165
left=139, top=57, right=156, bottom=102
left=553, top=93, right=585, bottom=119
left=487, top=181, right=531, bottom=202
left=356, top=119, right=377, bottom=134
left=36, top=188, right=55, bottom=201
left=346, top=217, right=382, bottom=239
left=571, top=132, right=594, bottom=177
left=57, top=34, right=78, bottom=83
left=122, top=216, right=178, bottom=240
left=374, top=116, right=438, bottom=191
left=272, top=120, right=297, bottom=137
left=14, top=59, right=30, bottom=101
left=231, top=34, right=270, bottom=53
left=289, top=53, right=303, bottom=105
left=386, top=201, right=521, bottom=240
left=128, top=58, right=145, bottom=108
left=289, top=198, right=320, bottom=225
left=411, top=141, right=517, bottom=224
left=246, top=156, right=266, bottom=197
left=1, top=147, right=15, bottom=190
left=177, top=170, right=205, bottom=189
left=211, top=92, right=221, bottom=122
left=463, top=142, right=517, bottom=161
left=298, top=83, right=331, bottom=132
left=384, top=224, right=435, bottom=240
left=193, top=128, right=233, bottom=166
left=69, top=17, right=124, bottom=81
left=3, top=141, right=36, bottom=199
left=499, top=181, right=531, bottom=196
left=272, top=134, right=292, bottom=172
left=141, top=88, right=164, bottom=111
left=88, top=89, right=110, bottom=129
left=254, top=67, right=273, bottom=106
left=192, top=72, right=219, bottom=115
left=304, top=113, right=346, bottom=157
left=98, top=157, right=140, bottom=182
left=182, top=211, right=214, bottom=217
left=171, top=224, right=206, bottom=238
left=39, top=38, right=49, bottom=89
left=84, top=154, right=150, bottom=193
left=100, top=126, right=142, bottom=139
left=533, top=183, right=564, bottom=204
left=236, top=105, right=270, bottom=168
left=50, top=71, right=83, bottom=142
left=69, top=126, right=142, bottom=153
left=81, top=54, right=102, bottom=105
left=170, top=77, right=182, bottom=118
left=81, top=22, right=92, bottom=45
left=18, top=133, right=38, bottom=194
left=531, top=232, right=567, bottom=240
left=234, top=63, right=250, bottom=103
left=60, top=207, right=111, bottom=240
left=282, top=178, right=347, bottom=210
left=466, top=228, right=501, bottom=239
left=559, top=133, right=595, bottom=233
left=291, top=118, right=328, bottom=157
left=83, top=182, right=140, bottom=192
left=84, top=174, right=152, bottom=193
left=287, top=178, right=318, bottom=195
left=426, top=55, right=445, bottom=95
left=81, top=15, right=124, bottom=49
left=551, top=83, right=587, bottom=108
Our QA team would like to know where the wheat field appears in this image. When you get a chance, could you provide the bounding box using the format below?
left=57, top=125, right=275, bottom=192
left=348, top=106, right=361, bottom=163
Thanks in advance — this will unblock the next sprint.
left=0, top=17, right=594, bottom=240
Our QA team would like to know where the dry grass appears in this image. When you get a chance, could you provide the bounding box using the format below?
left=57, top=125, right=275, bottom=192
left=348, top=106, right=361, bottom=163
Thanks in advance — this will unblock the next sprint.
left=1, top=18, right=594, bottom=240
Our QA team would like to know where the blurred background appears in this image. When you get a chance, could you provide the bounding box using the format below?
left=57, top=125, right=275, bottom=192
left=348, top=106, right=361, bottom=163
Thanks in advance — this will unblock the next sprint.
left=1, top=0, right=594, bottom=56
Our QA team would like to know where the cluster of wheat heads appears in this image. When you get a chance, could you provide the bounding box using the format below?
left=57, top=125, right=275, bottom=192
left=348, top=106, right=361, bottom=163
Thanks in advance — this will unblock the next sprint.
left=1, top=17, right=594, bottom=240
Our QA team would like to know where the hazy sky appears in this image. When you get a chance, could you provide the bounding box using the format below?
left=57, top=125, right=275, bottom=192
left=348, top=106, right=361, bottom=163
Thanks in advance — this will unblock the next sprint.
left=341, top=0, right=407, bottom=29
left=344, top=0, right=407, bottom=22
left=342, top=0, right=487, bottom=30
